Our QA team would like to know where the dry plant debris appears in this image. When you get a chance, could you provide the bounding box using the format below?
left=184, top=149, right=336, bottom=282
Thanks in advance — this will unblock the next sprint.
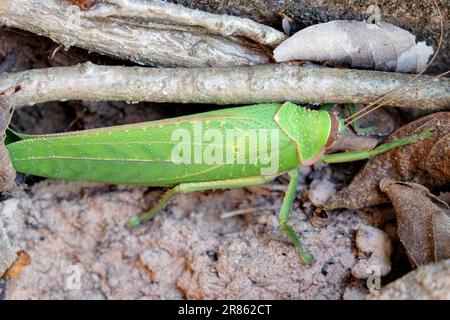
left=69, top=0, right=97, bottom=11
left=0, top=0, right=271, bottom=67
left=274, top=20, right=434, bottom=73
left=325, top=112, right=450, bottom=210
left=2, top=250, right=31, bottom=279
left=380, top=179, right=450, bottom=267
left=85, top=0, right=286, bottom=46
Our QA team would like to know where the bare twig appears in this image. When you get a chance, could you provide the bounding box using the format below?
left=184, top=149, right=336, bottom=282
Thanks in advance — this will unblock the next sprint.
left=0, top=0, right=270, bottom=67
left=0, top=62, right=448, bottom=109
left=86, top=0, right=286, bottom=46
left=0, top=87, right=18, bottom=192
left=220, top=205, right=279, bottom=219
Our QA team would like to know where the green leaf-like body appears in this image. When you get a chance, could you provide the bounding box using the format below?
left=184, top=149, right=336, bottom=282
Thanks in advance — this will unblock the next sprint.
left=7, top=103, right=332, bottom=186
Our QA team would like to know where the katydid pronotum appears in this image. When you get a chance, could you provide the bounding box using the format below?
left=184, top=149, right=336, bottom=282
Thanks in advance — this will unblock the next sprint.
left=4, top=102, right=429, bottom=264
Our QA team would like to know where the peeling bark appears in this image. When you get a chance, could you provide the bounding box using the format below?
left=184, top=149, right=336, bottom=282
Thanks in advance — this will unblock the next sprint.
left=86, top=0, right=286, bottom=46
left=0, top=0, right=270, bottom=67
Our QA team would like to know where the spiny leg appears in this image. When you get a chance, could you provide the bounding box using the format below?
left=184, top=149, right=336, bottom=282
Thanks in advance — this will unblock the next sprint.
left=128, top=175, right=276, bottom=228
left=321, top=130, right=431, bottom=163
left=278, top=170, right=314, bottom=265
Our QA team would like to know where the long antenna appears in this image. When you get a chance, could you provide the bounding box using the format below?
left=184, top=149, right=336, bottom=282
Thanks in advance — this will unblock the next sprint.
left=346, top=70, right=450, bottom=126
left=344, top=0, right=445, bottom=126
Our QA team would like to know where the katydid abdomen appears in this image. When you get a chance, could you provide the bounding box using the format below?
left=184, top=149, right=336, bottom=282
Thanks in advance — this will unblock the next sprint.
left=6, top=102, right=334, bottom=186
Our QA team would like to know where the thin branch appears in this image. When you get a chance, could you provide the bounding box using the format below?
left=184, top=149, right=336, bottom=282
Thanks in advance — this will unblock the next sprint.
left=86, top=0, right=286, bottom=46
left=0, top=63, right=448, bottom=109
left=0, top=0, right=270, bottom=67
left=220, top=205, right=279, bottom=219
left=0, top=87, right=18, bottom=192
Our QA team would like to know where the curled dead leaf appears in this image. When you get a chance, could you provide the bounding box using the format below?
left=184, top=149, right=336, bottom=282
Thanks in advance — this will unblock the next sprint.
left=379, top=179, right=450, bottom=267
left=3, top=250, right=31, bottom=279
left=325, top=112, right=450, bottom=210
left=274, top=20, right=434, bottom=73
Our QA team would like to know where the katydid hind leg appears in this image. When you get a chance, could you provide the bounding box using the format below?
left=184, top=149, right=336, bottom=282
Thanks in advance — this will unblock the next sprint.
left=128, top=175, right=277, bottom=228
left=278, top=170, right=314, bottom=265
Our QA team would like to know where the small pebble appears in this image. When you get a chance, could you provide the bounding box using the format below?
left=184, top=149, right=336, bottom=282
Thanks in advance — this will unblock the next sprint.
left=308, top=179, right=335, bottom=206
left=351, top=225, right=392, bottom=279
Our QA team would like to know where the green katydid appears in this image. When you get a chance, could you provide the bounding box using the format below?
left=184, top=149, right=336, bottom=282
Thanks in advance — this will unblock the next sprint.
left=4, top=102, right=429, bottom=264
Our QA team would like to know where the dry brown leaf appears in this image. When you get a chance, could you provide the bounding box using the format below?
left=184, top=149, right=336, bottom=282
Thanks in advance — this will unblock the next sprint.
left=432, top=209, right=450, bottom=261
left=379, top=179, right=450, bottom=267
left=3, top=250, right=31, bottom=279
left=325, top=112, right=450, bottom=210
left=273, top=20, right=434, bottom=73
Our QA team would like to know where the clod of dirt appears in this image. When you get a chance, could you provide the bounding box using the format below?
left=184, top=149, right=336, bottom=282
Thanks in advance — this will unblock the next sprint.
left=0, top=225, right=16, bottom=277
left=308, top=179, right=335, bottom=206
left=343, top=282, right=368, bottom=300
left=325, top=112, right=450, bottom=210
left=352, top=225, right=392, bottom=279
left=380, top=179, right=450, bottom=267
left=367, top=259, right=450, bottom=300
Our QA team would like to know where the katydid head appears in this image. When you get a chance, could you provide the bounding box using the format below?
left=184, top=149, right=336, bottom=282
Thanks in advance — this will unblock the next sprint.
left=323, top=108, right=382, bottom=154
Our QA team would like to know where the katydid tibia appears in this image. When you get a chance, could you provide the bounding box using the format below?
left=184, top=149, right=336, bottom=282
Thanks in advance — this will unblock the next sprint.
left=4, top=102, right=429, bottom=264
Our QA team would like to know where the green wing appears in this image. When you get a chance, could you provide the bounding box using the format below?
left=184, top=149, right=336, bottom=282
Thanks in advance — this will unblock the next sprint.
left=7, top=104, right=300, bottom=186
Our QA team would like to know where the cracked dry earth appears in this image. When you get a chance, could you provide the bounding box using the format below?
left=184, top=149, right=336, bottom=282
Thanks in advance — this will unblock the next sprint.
left=0, top=172, right=380, bottom=299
